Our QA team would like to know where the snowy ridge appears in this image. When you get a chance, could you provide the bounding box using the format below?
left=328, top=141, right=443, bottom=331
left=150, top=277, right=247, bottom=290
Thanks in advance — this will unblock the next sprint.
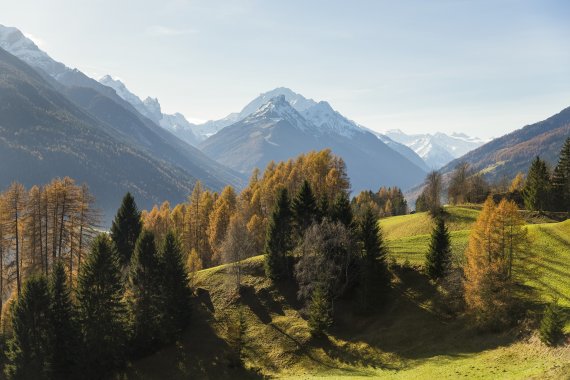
left=245, top=95, right=310, bottom=132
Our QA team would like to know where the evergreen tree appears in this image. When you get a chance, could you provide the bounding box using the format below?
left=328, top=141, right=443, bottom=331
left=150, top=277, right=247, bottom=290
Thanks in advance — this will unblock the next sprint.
left=330, top=192, right=353, bottom=228
left=110, top=192, right=143, bottom=266
left=160, top=232, right=192, bottom=342
left=307, top=284, right=332, bottom=336
left=264, top=188, right=293, bottom=280
left=77, top=234, right=126, bottom=378
left=425, top=217, right=452, bottom=280
left=5, top=276, right=52, bottom=380
left=291, top=180, right=318, bottom=238
left=552, top=137, right=570, bottom=212
left=49, top=261, right=79, bottom=378
left=357, top=208, right=389, bottom=312
left=128, top=230, right=163, bottom=355
left=539, top=298, right=565, bottom=346
left=522, top=157, right=551, bottom=211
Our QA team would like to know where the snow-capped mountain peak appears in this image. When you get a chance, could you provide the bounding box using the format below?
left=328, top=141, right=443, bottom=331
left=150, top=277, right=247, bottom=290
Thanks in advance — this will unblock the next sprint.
left=301, top=100, right=363, bottom=138
left=247, top=95, right=310, bottom=132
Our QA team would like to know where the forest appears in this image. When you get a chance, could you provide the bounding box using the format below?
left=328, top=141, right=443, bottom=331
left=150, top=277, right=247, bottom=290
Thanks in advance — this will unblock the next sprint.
left=0, top=139, right=569, bottom=379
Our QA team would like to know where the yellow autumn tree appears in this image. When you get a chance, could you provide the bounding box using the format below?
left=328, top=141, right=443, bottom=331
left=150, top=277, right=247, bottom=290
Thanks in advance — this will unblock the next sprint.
left=464, top=197, right=529, bottom=329
left=208, top=186, right=237, bottom=266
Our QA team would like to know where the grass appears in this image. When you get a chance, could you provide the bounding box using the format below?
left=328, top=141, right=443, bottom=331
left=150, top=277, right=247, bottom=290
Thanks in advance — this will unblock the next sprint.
left=123, top=206, right=570, bottom=379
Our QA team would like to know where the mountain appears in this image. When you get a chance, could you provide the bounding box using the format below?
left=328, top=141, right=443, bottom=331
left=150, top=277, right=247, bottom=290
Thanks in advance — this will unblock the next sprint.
left=200, top=95, right=427, bottom=192
left=385, top=129, right=486, bottom=169
left=0, top=47, right=198, bottom=223
left=99, top=75, right=200, bottom=146
left=440, top=106, right=570, bottom=181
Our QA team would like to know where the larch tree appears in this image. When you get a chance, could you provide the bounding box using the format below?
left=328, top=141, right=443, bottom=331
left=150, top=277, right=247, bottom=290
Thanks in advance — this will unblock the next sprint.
left=110, top=192, right=142, bottom=267
left=208, top=186, right=237, bottom=266
left=221, top=215, right=256, bottom=295
left=448, top=162, right=470, bottom=205
left=5, top=182, right=27, bottom=295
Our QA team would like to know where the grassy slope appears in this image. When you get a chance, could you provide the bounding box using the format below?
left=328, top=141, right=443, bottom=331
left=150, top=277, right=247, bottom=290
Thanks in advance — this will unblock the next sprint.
left=125, top=207, right=570, bottom=379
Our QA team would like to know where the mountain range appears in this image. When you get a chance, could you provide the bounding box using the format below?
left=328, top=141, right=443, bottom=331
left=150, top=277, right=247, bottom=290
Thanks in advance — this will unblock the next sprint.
left=0, top=25, right=242, bottom=223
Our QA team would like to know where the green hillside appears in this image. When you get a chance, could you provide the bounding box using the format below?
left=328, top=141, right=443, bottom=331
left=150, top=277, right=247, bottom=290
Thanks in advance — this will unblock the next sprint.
left=123, top=208, right=570, bottom=379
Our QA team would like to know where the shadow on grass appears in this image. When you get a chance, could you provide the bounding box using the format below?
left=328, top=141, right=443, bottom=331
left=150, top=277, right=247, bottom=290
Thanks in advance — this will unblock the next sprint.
left=120, top=295, right=264, bottom=380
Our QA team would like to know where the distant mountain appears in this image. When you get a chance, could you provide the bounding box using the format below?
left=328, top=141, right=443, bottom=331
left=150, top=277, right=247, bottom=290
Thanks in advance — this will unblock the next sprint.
left=200, top=95, right=427, bottom=192
left=440, top=106, right=570, bottom=181
left=98, top=75, right=200, bottom=146
left=385, top=129, right=486, bottom=169
left=0, top=25, right=244, bottom=222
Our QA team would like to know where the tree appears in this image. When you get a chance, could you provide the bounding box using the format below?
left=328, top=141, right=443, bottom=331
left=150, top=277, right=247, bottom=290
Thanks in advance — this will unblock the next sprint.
left=307, top=284, right=332, bottom=336
left=128, top=230, right=163, bottom=355
left=425, top=217, right=452, bottom=280
left=420, top=171, right=442, bottom=216
left=221, top=216, right=256, bottom=294
left=186, top=248, right=203, bottom=287
left=208, top=186, right=237, bottom=266
left=5, top=276, right=52, bottom=380
left=330, top=192, right=353, bottom=228
left=552, top=137, right=570, bottom=212
left=357, top=208, right=389, bottom=312
left=49, top=261, right=79, bottom=378
left=264, top=188, right=293, bottom=280
left=448, top=162, right=470, bottom=205
left=463, top=197, right=529, bottom=329
left=110, top=192, right=142, bottom=266
left=160, top=232, right=192, bottom=342
left=5, top=182, right=27, bottom=295
left=522, top=157, right=551, bottom=211
left=76, top=234, right=126, bottom=377
left=291, top=180, right=318, bottom=239
left=539, top=298, right=565, bottom=346
left=509, top=173, right=525, bottom=193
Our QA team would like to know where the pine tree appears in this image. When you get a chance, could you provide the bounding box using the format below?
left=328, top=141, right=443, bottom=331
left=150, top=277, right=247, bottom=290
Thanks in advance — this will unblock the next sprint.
left=539, top=298, right=565, bottom=346
left=291, top=180, right=318, bottom=239
left=552, top=137, right=570, bottom=212
left=5, top=276, right=52, bottom=380
left=522, top=157, right=551, bottom=211
left=307, top=284, right=332, bottom=336
left=110, top=192, right=142, bottom=266
left=425, top=217, right=452, bottom=280
left=330, top=192, right=353, bottom=228
left=357, top=208, right=389, bottom=312
left=128, top=230, right=163, bottom=355
left=160, top=232, right=192, bottom=342
left=77, top=234, right=126, bottom=378
left=49, top=261, right=79, bottom=378
left=264, top=188, right=293, bottom=280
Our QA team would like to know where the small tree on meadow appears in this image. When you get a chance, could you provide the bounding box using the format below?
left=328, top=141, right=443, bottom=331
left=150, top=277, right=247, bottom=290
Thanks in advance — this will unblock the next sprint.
left=539, top=298, right=565, bottom=346
left=425, top=217, right=452, bottom=281
left=307, top=284, right=332, bottom=336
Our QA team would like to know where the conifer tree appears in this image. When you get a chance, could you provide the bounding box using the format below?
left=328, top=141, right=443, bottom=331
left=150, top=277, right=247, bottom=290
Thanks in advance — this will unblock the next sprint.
left=552, top=137, right=570, bottom=212
left=49, top=261, right=79, bottom=378
left=539, top=298, right=565, bottom=346
left=77, top=234, right=126, bottom=378
left=160, top=232, right=192, bottom=342
left=264, top=188, right=293, bottom=280
left=128, top=230, right=163, bottom=355
left=425, top=217, right=452, bottom=280
left=291, top=180, right=318, bottom=238
left=307, top=284, right=332, bottom=336
left=5, top=276, right=52, bottom=380
left=330, top=192, right=353, bottom=228
left=357, top=208, right=389, bottom=312
left=110, top=192, right=142, bottom=266
left=522, top=157, right=551, bottom=211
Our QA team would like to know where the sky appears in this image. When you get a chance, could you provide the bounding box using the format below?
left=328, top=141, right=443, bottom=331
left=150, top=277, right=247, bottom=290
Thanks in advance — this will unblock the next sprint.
left=1, top=0, right=570, bottom=138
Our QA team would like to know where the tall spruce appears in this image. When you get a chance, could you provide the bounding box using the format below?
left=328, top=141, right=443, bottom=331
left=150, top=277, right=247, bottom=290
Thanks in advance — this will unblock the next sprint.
left=425, top=217, right=452, bottom=280
left=522, top=157, right=551, bottom=211
left=77, top=234, right=126, bottom=378
left=160, top=232, right=192, bottom=342
left=291, top=180, right=318, bottom=239
left=552, top=137, right=570, bottom=212
left=5, top=276, right=52, bottom=380
left=49, top=261, right=79, bottom=378
left=128, top=230, right=163, bottom=356
left=265, top=188, right=293, bottom=280
left=110, top=192, right=143, bottom=266
left=357, top=208, right=389, bottom=312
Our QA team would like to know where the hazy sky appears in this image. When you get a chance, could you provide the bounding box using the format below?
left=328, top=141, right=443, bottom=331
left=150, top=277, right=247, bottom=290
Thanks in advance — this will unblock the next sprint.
left=2, top=0, right=569, bottom=138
